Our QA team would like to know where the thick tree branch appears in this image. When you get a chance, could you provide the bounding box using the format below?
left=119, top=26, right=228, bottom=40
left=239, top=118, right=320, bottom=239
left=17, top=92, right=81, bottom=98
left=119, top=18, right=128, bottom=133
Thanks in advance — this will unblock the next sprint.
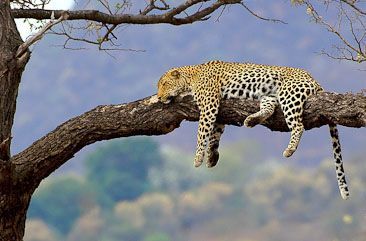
left=10, top=1, right=287, bottom=49
left=11, top=1, right=242, bottom=26
left=11, top=92, right=365, bottom=188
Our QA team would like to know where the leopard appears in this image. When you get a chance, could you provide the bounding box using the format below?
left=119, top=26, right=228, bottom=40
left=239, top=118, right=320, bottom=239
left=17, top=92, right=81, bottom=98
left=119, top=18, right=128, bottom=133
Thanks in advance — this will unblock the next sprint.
left=157, top=60, right=349, bottom=200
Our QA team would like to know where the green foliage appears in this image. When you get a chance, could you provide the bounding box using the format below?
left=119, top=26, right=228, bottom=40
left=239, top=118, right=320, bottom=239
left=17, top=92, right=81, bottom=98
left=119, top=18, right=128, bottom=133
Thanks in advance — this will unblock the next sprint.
left=25, top=140, right=366, bottom=241
left=67, top=208, right=104, bottom=241
left=100, top=221, right=143, bottom=241
left=143, top=232, right=171, bottom=241
left=85, top=137, right=163, bottom=207
left=209, top=140, right=261, bottom=186
left=28, top=176, right=93, bottom=234
left=149, top=146, right=209, bottom=192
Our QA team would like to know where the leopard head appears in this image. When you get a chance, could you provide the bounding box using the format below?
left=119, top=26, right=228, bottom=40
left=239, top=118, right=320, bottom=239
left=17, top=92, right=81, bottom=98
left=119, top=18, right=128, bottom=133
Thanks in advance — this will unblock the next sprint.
left=157, top=69, right=186, bottom=104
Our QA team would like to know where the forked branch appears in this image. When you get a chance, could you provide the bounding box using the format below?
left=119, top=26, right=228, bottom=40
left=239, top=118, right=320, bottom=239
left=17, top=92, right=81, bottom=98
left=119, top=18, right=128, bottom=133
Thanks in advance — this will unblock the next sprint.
left=16, top=11, right=69, bottom=60
left=295, top=0, right=366, bottom=63
left=11, top=0, right=285, bottom=49
left=11, top=1, right=242, bottom=25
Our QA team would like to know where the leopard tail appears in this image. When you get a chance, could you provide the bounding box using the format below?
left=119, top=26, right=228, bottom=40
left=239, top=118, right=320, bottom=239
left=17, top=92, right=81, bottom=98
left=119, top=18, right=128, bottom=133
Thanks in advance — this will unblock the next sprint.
left=329, top=123, right=349, bottom=200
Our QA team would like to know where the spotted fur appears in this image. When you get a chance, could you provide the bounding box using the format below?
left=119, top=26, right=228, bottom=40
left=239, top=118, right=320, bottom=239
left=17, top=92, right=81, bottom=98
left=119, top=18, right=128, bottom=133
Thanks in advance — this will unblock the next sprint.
left=157, top=60, right=349, bottom=199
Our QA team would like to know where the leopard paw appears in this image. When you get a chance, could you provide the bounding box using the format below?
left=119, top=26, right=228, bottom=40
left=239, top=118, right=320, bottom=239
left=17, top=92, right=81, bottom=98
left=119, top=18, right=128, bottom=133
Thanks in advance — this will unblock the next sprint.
left=194, top=155, right=204, bottom=168
left=283, top=147, right=296, bottom=158
left=206, top=149, right=219, bottom=168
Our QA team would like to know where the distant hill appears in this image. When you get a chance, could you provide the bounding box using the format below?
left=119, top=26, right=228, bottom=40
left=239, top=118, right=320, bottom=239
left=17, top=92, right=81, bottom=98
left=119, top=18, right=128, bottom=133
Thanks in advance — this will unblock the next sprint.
left=13, top=1, right=365, bottom=172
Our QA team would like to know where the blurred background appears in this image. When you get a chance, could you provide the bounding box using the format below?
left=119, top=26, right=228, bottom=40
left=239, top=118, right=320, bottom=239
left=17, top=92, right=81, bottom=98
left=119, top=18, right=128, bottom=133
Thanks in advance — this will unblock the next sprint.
left=13, top=0, right=366, bottom=241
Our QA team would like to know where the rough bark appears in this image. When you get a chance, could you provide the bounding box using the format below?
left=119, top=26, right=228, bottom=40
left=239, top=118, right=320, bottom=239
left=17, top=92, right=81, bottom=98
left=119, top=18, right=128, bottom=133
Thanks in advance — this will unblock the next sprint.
left=0, top=2, right=24, bottom=148
left=0, top=2, right=30, bottom=241
left=12, top=92, right=366, bottom=188
left=11, top=0, right=242, bottom=26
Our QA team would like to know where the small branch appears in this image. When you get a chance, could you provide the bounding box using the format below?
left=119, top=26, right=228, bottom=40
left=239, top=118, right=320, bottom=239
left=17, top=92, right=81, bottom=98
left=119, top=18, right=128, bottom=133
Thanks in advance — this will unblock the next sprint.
left=15, top=11, right=69, bottom=58
left=16, top=51, right=30, bottom=69
left=299, top=0, right=366, bottom=63
left=48, top=23, right=144, bottom=52
left=140, top=0, right=169, bottom=15
left=306, top=2, right=358, bottom=53
left=11, top=91, right=365, bottom=188
left=10, top=0, right=288, bottom=51
left=240, top=3, right=287, bottom=24
left=11, top=1, right=244, bottom=50
left=340, top=0, right=366, bottom=15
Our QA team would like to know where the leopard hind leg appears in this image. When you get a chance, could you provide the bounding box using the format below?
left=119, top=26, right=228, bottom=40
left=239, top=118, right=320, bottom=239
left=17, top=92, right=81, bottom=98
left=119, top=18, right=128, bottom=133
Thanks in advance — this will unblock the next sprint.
left=206, top=123, right=225, bottom=168
left=278, top=82, right=310, bottom=158
left=244, top=95, right=278, bottom=128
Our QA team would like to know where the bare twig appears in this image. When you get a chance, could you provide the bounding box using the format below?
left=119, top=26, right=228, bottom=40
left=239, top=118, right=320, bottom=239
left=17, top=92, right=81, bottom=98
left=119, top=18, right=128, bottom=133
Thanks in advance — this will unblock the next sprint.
left=240, top=2, right=287, bottom=24
left=11, top=0, right=290, bottom=51
left=11, top=0, right=51, bottom=9
left=295, top=0, right=366, bottom=64
left=340, top=0, right=366, bottom=15
left=140, top=0, right=169, bottom=15
left=11, top=0, right=243, bottom=50
left=16, top=11, right=69, bottom=58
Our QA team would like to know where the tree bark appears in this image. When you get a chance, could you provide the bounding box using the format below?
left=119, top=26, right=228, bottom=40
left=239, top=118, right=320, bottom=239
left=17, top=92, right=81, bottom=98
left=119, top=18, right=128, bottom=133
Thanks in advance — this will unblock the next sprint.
left=12, top=92, right=366, bottom=188
left=10, top=0, right=242, bottom=26
left=0, top=2, right=30, bottom=241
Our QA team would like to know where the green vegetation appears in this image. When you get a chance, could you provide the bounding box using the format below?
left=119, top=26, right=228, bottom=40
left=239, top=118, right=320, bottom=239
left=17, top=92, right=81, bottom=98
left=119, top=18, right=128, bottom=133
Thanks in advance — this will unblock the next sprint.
left=85, top=138, right=163, bottom=207
left=27, top=176, right=93, bottom=234
left=28, top=137, right=162, bottom=234
left=25, top=138, right=366, bottom=241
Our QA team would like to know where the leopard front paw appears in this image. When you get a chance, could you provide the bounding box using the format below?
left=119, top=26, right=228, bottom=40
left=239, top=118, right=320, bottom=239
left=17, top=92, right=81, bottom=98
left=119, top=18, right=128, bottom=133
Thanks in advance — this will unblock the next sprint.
left=283, top=147, right=296, bottom=158
left=194, top=155, right=204, bottom=168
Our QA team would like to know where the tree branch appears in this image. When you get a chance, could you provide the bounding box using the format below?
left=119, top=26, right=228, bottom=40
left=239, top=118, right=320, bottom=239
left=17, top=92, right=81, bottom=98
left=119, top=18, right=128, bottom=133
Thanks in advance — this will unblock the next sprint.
left=11, top=0, right=287, bottom=49
left=240, top=3, right=287, bottom=24
left=11, top=1, right=242, bottom=26
left=340, top=0, right=366, bottom=16
left=16, top=11, right=68, bottom=60
left=0, top=137, right=11, bottom=161
left=299, top=0, right=366, bottom=63
left=11, top=91, right=365, bottom=188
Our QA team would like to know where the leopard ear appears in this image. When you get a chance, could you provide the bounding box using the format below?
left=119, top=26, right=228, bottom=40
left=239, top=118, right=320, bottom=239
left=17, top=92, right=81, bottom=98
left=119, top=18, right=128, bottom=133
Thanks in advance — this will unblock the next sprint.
left=171, top=70, right=180, bottom=78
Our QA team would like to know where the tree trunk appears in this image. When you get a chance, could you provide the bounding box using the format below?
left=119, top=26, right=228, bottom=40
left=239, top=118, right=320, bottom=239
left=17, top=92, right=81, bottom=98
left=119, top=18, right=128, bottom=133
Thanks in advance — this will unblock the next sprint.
left=0, top=2, right=30, bottom=240
left=0, top=161, right=32, bottom=241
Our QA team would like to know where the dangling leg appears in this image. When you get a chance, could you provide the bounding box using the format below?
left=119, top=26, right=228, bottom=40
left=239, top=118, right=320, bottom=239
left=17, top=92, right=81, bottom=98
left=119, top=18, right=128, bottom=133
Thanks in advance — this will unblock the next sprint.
left=244, top=95, right=278, bottom=128
left=278, top=84, right=307, bottom=158
left=206, top=123, right=225, bottom=168
left=193, top=88, right=220, bottom=168
left=283, top=122, right=304, bottom=157
left=194, top=112, right=216, bottom=167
